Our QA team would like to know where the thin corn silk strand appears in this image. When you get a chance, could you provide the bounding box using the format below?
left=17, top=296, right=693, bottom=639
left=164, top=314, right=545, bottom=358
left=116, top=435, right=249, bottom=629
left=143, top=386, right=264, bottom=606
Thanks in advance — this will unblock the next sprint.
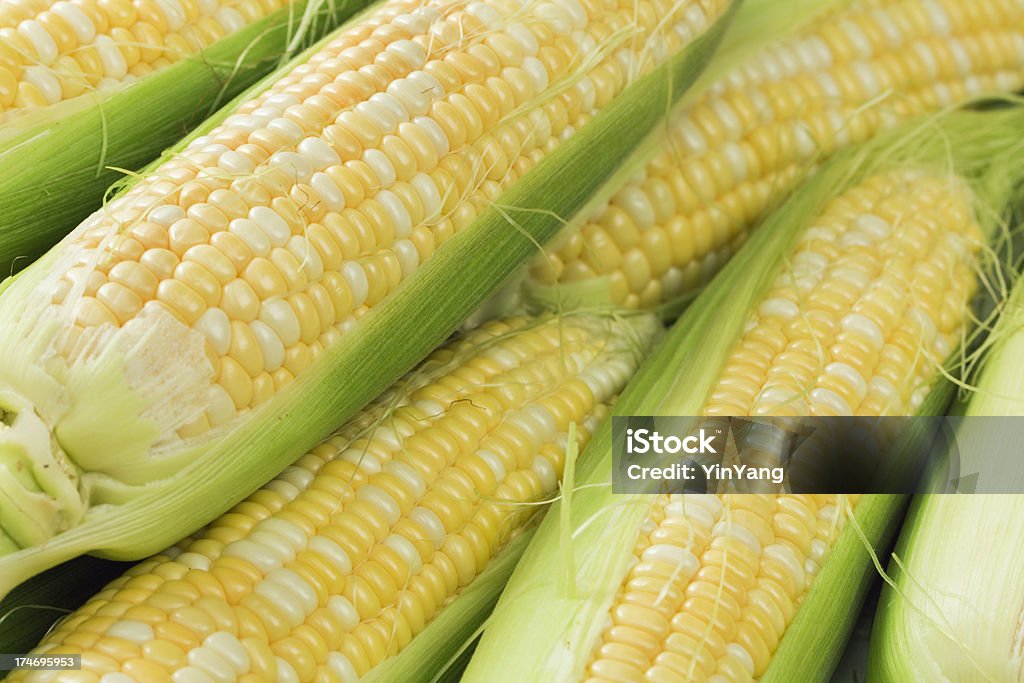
left=525, top=0, right=1024, bottom=311
left=574, top=168, right=986, bottom=683
left=5, top=312, right=658, bottom=682
left=0, top=0, right=732, bottom=550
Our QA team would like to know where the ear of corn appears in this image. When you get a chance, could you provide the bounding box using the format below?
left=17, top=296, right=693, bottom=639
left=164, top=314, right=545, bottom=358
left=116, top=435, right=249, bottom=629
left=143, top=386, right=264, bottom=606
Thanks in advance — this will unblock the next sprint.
left=461, top=108, right=1024, bottom=683
left=868, top=254, right=1024, bottom=681
left=6, top=312, right=659, bottom=682
left=0, top=0, right=372, bottom=274
left=0, top=0, right=737, bottom=597
left=518, top=0, right=1024, bottom=314
left=0, top=0, right=332, bottom=116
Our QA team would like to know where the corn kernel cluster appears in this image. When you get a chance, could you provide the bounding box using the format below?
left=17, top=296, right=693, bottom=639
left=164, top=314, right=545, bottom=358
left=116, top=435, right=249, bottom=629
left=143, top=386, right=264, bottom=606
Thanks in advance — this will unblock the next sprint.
left=532, top=0, right=1023, bottom=309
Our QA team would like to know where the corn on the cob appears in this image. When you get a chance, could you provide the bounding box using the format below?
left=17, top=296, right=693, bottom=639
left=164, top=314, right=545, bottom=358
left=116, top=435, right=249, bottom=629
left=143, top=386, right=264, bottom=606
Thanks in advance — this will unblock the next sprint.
left=575, top=168, right=979, bottom=683
left=869, top=263, right=1024, bottom=681
left=524, top=0, right=1024, bottom=311
left=7, top=313, right=657, bottom=683
left=0, top=0, right=296, bottom=114
left=0, top=0, right=734, bottom=595
left=0, top=0, right=370, bottom=275
left=462, top=109, right=1024, bottom=683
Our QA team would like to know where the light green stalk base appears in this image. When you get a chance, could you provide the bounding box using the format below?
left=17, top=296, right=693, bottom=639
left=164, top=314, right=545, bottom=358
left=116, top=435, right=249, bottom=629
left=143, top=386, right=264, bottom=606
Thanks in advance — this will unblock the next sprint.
left=0, top=0, right=370, bottom=274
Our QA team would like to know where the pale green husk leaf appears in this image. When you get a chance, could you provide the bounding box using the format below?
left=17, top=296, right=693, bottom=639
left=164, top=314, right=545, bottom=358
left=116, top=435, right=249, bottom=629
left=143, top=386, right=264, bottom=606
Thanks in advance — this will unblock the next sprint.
left=869, top=232, right=1024, bottom=682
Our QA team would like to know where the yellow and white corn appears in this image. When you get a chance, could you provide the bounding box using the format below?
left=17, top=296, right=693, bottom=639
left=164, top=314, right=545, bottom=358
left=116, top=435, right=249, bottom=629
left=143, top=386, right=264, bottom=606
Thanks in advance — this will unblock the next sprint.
left=0, top=0, right=735, bottom=596
left=462, top=108, right=1024, bottom=683
left=573, top=171, right=980, bottom=682
left=0, top=0, right=298, bottom=114
left=526, top=0, right=1024, bottom=310
left=7, top=313, right=657, bottom=682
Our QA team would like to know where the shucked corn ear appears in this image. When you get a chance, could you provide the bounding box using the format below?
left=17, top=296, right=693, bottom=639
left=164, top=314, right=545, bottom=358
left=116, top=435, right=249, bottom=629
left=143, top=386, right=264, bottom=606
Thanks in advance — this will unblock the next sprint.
left=0, top=0, right=735, bottom=594
left=522, top=0, right=1024, bottom=312
left=8, top=313, right=658, bottom=683
left=462, top=109, right=1024, bottom=683
left=0, top=0, right=369, bottom=273
left=869, top=256, right=1024, bottom=680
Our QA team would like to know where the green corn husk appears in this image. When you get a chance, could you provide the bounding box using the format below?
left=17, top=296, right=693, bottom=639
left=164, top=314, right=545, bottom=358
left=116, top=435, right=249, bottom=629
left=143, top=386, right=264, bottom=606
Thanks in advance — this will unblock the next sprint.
left=0, top=0, right=371, bottom=275
left=460, top=107, right=1024, bottom=683
left=0, top=0, right=738, bottom=598
left=869, top=259, right=1024, bottom=681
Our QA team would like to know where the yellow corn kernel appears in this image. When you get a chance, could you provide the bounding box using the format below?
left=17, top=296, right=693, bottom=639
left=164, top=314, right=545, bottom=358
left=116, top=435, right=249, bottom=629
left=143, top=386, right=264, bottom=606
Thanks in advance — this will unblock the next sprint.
left=532, top=0, right=1024, bottom=309
left=582, top=169, right=981, bottom=682
left=10, top=314, right=655, bottom=681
